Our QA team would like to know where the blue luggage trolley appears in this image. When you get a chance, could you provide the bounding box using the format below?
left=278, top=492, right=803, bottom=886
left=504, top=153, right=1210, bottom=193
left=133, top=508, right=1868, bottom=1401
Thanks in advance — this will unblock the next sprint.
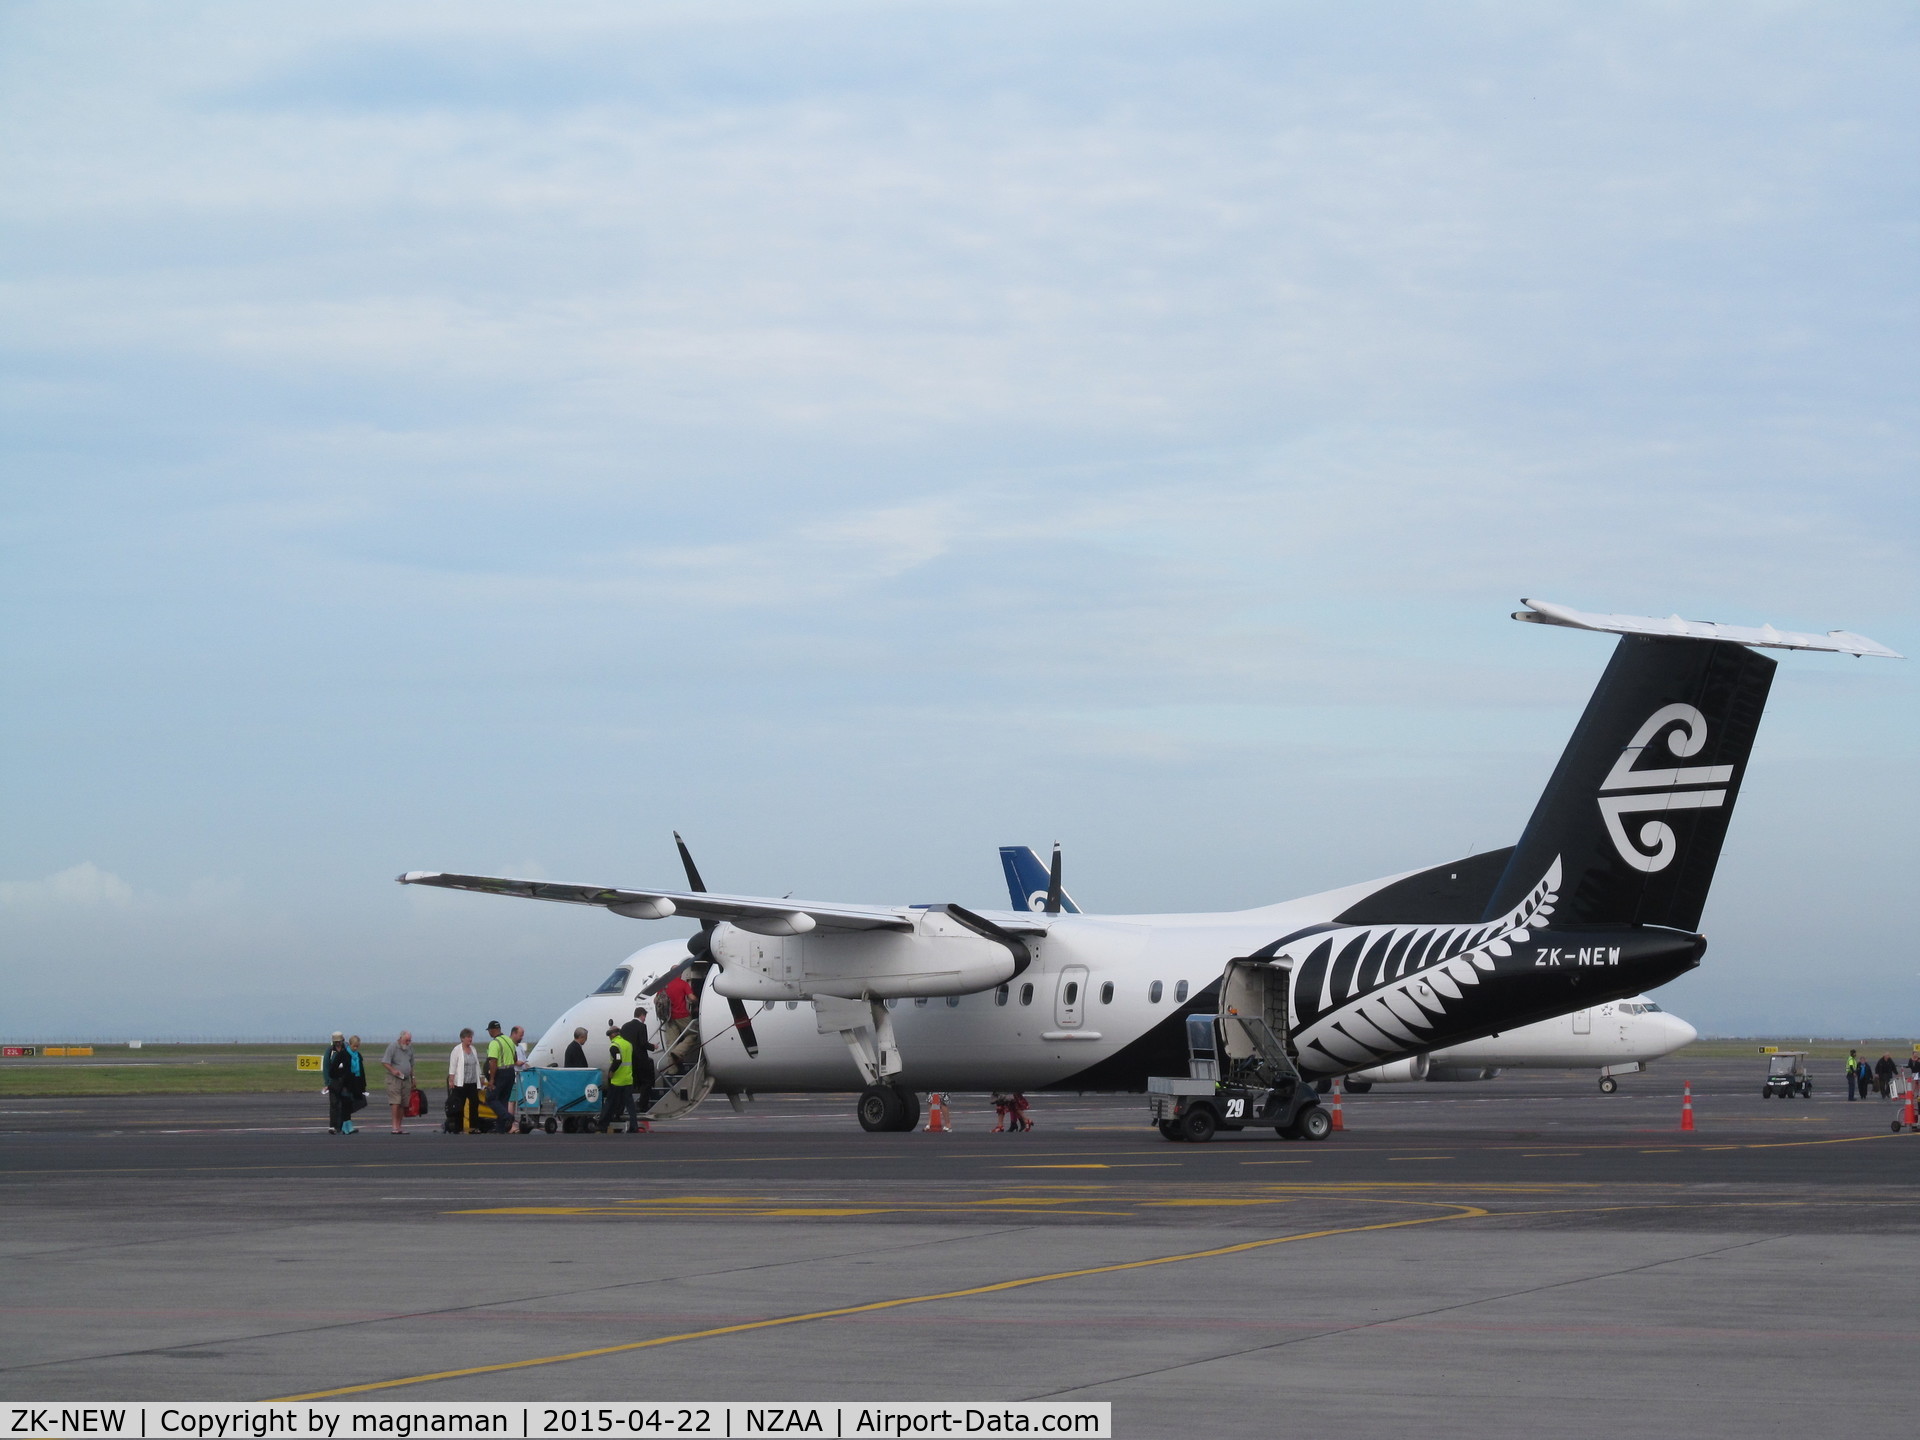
left=514, top=1067, right=605, bottom=1133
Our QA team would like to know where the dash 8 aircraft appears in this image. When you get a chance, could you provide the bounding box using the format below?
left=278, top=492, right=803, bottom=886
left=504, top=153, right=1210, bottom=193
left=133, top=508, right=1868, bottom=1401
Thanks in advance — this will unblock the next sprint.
left=400, top=601, right=1898, bottom=1132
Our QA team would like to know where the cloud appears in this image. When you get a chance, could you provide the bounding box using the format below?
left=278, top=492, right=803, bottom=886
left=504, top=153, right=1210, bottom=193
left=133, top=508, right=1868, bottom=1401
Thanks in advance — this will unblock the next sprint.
left=0, top=862, right=135, bottom=909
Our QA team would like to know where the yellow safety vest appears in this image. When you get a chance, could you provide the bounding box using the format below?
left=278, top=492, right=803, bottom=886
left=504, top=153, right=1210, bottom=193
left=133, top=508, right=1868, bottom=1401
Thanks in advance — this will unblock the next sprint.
left=608, top=1035, right=635, bottom=1087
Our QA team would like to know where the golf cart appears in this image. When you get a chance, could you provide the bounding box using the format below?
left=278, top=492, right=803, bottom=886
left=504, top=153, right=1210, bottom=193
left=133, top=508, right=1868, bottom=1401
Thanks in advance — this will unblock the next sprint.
left=1148, top=958, right=1329, bottom=1142
left=1761, top=1050, right=1812, bottom=1098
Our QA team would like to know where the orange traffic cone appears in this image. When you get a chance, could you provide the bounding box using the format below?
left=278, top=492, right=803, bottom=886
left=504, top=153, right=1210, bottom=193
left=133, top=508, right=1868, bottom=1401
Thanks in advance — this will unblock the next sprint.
left=1329, top=1080, right=1345, bottom=1132
left=1680, top=1081, right=1695, bottom=1132
left=925, top=1093, right=952, bottom=1133
left=1899, top=1079, right=1917, bottom=1134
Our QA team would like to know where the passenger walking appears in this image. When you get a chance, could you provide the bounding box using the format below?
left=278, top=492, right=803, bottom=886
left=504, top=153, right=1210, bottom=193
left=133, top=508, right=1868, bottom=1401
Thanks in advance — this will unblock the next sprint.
left=563, top=1027, right=591, bottom=1068
left=1875, top=1054, right=1897, bottom=1100
left=1858, top=1056, right=1876, bottom=1100
left=599, top=1022, right=640, bottom=1133
left=346, top=1036, right=369, bottom=1124
left=1008, top=1091, right=1034, bottom=1132
left=322, top=1032, right=357, bottom=1135
left=448, top=1028, right=486, bottom=1134
left=991, top=1091, right=1013, bottom=1132
left=661, top=968, right=697, bottom=1071
left=1846, top=1049, right=1860, bottom=1101
left=383, top=1031, right=415, bottom=1134
left=484, top=1021, right=517, bottom=1133
left=622, top=1007, right=657, bottom=1115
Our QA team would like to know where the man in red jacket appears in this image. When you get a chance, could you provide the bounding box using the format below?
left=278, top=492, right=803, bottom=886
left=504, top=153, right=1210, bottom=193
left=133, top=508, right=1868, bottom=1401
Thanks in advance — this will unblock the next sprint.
left=662, top=969, right=697, bottom=1071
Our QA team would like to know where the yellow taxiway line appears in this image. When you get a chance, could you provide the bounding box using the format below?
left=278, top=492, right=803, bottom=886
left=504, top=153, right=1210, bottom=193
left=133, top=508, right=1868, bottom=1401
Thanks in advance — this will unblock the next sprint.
left=274, top=1202, right=1487, bottom=1401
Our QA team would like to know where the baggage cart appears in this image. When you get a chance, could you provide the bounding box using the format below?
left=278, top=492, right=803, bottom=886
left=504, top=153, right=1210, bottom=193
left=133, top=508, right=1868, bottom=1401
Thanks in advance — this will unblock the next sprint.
left=514, top=1066, right=606, bottom=1133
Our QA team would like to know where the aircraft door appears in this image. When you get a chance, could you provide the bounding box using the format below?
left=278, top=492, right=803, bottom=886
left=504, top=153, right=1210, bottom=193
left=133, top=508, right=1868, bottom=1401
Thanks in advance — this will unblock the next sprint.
left=1573, top=1008, right=1591, bottom=1035
left=1055, top=966, right=1089, bottom=1028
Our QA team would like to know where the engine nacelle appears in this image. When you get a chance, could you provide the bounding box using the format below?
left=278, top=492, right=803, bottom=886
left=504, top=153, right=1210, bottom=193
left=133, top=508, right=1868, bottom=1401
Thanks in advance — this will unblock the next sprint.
left=1347, top=1054, right=1431, bottom=1085
left=707, top=913, right=1025, bottom=1001
left=1425, top=1064, right=1502, bottom=1082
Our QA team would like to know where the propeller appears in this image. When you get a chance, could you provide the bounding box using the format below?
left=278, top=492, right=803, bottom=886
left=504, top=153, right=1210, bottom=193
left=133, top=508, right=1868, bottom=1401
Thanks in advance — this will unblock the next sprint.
left=943, top=903, right=1033, bottom=977
left=1045, top=842, right=1063, bottom=915
left=673, top=830, right=760, bottom=1059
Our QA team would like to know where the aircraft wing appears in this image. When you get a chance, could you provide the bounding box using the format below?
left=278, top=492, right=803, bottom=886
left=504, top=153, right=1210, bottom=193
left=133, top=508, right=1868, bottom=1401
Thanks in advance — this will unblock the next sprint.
left=396, top=871, right=914, bottom=935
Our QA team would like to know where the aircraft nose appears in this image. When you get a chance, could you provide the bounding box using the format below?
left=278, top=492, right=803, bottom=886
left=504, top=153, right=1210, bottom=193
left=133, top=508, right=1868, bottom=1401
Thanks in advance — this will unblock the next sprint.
left=1663, top=1013, right=1698, bottom=1049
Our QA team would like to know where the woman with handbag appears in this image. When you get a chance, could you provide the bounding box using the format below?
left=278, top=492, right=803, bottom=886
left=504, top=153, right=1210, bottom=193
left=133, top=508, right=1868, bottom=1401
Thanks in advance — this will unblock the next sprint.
left=346, top=1036, right=370, bottom=1119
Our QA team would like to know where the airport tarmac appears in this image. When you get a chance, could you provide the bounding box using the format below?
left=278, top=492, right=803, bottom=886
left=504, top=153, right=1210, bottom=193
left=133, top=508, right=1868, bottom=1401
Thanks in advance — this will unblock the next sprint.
left=3, top=1057, right=1916, bottom=1435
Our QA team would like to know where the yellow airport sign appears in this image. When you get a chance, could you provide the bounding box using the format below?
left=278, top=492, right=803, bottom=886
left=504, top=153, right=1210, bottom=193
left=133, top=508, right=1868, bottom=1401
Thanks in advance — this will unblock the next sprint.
left=42, top=1046, right=94, bottom=1057
left=1758, top=1045, right=1778, bottom=1054
left=296, top=1054, right=323, bottom=1072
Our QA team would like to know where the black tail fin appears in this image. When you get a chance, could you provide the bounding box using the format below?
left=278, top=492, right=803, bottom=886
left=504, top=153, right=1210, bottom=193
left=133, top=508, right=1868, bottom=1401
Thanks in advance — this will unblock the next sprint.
left=1483, top=636, right=1776, bottom=931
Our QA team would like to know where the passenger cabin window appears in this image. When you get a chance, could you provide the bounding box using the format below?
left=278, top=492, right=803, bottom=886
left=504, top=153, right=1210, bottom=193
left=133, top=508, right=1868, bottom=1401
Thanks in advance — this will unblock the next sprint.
left=1063, top=981, right=1079, bottom=1006
left=1148, top=981, right=1163, bottom=1003
left=786, top=1000, right=799, bottom=1010
left=1099, top=981, right=1114, bottom=1004
left=994, top=984, right=1009, bottom=1006
left=1175, top=980, right=1190, bottom=1002
left=914, top=997, right=929, bottom=1007
left=945, top=995, right=960, bottom=1008
left=591, top=967, right=632, bottom=996
left=1019, top=983, right=1035, bottom=1006
left=884, top=998, right=898, bottom=1010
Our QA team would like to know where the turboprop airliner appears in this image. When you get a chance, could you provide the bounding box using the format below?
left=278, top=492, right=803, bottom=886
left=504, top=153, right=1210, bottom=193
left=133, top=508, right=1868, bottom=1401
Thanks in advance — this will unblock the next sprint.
left=998, top=844, right=1697, bottom=1094
left=400, top=600, right=1898, bottom=1133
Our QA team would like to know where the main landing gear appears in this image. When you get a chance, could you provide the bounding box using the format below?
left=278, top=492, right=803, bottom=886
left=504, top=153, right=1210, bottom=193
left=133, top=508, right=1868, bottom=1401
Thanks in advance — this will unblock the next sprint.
left=856, top=1083, right=922, bottom=1133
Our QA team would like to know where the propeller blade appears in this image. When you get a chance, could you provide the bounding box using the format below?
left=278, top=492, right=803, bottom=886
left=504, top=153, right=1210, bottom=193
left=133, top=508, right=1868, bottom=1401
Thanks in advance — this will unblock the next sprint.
left=726, top=996, right=761, bottom=1057
left=1045, top=842, right=1063, bottom=915
left=944, top=903, right=1033, bottom=976
left=673, top=830, right=709, bottom=894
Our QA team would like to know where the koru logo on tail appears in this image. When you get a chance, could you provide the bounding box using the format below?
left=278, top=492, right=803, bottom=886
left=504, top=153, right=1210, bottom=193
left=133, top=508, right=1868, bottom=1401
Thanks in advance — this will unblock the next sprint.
left=1598, top=703, right=1734, bottom=872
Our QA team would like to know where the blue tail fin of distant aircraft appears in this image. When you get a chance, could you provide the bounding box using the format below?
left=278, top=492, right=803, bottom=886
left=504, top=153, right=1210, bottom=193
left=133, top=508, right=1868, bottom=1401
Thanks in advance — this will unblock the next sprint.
left=1000, top=846, right=1080, bottom=914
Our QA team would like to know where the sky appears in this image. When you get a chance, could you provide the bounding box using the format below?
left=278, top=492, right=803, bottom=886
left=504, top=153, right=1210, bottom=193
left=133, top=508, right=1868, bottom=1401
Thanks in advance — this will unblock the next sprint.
left=2, top=2, right=1915, bottom=1041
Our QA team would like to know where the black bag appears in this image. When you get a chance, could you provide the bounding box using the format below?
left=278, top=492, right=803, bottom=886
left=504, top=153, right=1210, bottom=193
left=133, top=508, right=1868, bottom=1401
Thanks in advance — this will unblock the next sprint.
left=348, top=1090, right=369, bottom=1113
left=443, top=1091, right=464, bottom=1133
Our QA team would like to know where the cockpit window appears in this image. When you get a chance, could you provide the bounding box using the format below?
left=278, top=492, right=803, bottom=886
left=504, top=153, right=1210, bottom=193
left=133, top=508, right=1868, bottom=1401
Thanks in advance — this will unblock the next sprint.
left=1643, top=1002, right=1662, bottom=1012
left=591, top=966, right=632, bottom=996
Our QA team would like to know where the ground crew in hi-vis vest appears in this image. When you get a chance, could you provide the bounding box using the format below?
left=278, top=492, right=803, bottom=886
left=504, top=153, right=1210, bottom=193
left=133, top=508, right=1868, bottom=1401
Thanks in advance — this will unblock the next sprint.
left=600, top=1028, right=640, bottom=1133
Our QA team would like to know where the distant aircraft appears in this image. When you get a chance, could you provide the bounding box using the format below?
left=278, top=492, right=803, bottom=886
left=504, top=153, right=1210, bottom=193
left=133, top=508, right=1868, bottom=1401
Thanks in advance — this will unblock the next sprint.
left=996, top=846, right=1695, bottom=1093
left=401, top=600, right=1897, bottom=1133
left=1345, top=996, right=1695, bottom=1093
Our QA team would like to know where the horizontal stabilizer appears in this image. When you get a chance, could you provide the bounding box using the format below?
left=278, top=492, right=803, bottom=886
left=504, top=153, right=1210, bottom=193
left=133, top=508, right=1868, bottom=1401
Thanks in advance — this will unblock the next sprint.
left=1514, top=599, right=1902, bottom=659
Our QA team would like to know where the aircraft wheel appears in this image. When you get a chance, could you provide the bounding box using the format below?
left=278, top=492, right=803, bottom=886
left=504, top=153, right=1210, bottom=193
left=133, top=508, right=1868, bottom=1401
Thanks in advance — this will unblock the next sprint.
left=1343, top=1079, right=1373, bottom=1094
left=1179, top=1106, right=1218, bottom=1143
left=895, top=1088, right=922, bottom=1132
left=1291, top=1106, right=1333, bottom=1142
left=857, top=1084, right=905, bottom=1133
left=1313, top=1078, right=1332, bottom=1094
left=1158, top=1120, right=1185, bottom=1141
left=1598, top=1076, right=1618, bottom=1094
